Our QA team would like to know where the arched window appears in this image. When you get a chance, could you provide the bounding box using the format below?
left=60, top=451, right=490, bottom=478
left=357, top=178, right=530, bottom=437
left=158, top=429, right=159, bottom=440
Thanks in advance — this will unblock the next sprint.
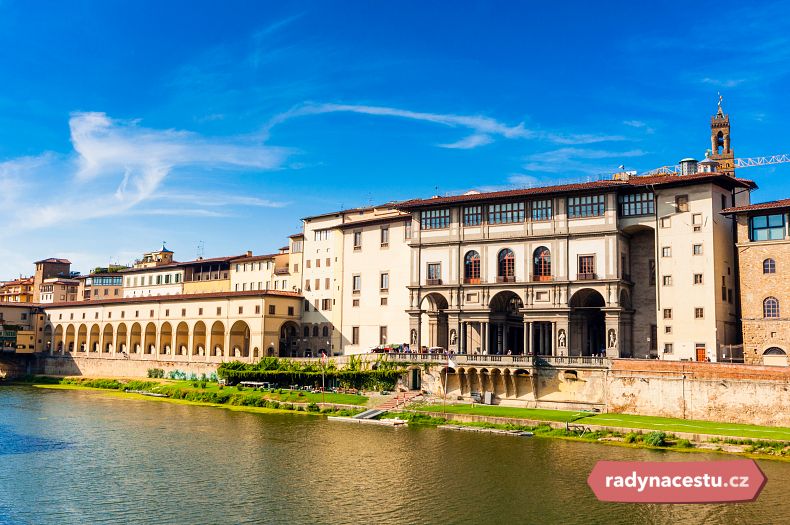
left=763, top=258, right=776, bottom=274
left=764, top=347, right=786, bottom=355
left=497, top=249, right=515, bottom=282
left=533, top=246, right=551, bottom=281
left=464, top=251, right=480, bottom=283
left=312, top=325, right=319, bottom=337
left=322, top=326, right=329, bottom=337
left=764, top=297, right=780, bottom=318
left=303, top=326, right=309, bottom=337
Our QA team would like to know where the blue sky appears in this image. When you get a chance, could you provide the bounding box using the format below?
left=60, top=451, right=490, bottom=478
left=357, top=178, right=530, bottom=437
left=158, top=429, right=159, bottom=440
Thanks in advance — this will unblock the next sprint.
left=1, top=0, right=790, bottom=277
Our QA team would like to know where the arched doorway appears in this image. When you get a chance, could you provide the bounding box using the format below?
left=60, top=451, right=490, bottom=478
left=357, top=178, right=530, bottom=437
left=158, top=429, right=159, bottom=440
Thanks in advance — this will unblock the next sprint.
left=279, top=322, right=298, bottom=357
left=159, top=322, right=173, bottom=355
left=569, top=289, right=606, bottom=356
left=77, top=324, right=87, bottom=352
left=143, top=323, right=157, bottom=354
left=102, top=324, right=113, bottom=353
left=175, top=322, right=189, bottom=355
left=210, top=321, right=224, bottom=357
left=130, top=323, right=142, bottom=353
left=193, top=321, right=206, bottom=356
left=419, top=292, right=449, bottom=350
left=89, top=325, right=100, bottom=352
left=65, top=325, right=75, bottom=352
left=230, top=321, right=251, bottom=358
left=53, top=325, right=63, bottom=353
left=116, top=323, right=128, bottom=353
left=489, top=290, right=524, bottom=354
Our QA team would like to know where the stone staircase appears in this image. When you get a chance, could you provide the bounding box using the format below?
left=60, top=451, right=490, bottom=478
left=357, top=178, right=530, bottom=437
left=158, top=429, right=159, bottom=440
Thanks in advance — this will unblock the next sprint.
left=375, top=391, right=422, bottom=411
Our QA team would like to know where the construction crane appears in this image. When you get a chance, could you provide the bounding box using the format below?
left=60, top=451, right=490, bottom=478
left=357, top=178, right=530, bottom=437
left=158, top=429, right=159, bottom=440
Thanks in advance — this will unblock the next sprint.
left=643, top=154, right=790, bottom=176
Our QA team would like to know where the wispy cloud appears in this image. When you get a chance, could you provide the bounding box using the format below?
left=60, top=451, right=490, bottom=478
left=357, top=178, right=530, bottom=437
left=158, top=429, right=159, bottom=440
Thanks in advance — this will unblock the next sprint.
left=701, top=77, right=746, bottom=88
left=267, top=102, right=624, bottom=149
left=151, top=191, right=289, bottom=208
left=2, top=112, right=291, bottom=230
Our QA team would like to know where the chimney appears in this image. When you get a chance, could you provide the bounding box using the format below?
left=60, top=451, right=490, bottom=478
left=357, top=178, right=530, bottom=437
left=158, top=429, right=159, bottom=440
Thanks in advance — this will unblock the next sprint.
left=246, top=250, right=253, bottom=257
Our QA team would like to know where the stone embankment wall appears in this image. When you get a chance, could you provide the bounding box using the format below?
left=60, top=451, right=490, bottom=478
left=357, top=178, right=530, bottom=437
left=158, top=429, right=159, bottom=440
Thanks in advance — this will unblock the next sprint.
left=36, top=356, right=219, bottom=379
left=608, top=359, right=790, bottom=427
left=0, top=355, right=31, bottom=380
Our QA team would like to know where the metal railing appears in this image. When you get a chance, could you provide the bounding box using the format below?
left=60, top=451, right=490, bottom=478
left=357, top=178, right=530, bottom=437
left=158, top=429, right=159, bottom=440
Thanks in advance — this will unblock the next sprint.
left=380, top=352, right=610, bottom=368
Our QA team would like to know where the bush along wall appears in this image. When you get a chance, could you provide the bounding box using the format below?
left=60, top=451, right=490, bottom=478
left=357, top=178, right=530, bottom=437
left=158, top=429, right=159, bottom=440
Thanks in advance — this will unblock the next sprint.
left=217, top=359, right=405, bottom=391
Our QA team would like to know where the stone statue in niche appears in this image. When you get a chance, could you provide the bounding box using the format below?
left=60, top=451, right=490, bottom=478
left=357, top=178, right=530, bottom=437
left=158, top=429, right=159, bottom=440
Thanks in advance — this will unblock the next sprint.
left=449, top=329, right=457, bottom=346
left=608, top=329, right=617, bottom=348
left=410, top=329, right=418, bottom=345
left=557, top=329, right=567, bottom=348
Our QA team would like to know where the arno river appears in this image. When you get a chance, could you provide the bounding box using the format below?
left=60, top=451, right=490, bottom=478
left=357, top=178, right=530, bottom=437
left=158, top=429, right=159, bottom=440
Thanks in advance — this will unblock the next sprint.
left=1, top=386, right=788, bottom=524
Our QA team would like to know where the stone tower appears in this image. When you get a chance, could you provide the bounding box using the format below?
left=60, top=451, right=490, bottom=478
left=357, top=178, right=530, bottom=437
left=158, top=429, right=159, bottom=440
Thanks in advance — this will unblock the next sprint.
left=710, top=94, right=734, bottom=175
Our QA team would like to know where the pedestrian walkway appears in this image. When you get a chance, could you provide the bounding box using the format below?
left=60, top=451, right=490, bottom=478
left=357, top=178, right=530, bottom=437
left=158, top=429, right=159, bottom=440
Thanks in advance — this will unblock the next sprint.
left=375, top=391, right=422, bottom=411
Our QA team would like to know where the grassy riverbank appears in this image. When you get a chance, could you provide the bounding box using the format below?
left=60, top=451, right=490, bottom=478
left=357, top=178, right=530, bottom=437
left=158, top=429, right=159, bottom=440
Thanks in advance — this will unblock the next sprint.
left=410, top=402, right=790, bottom=441
left=18, top=376, right=366, bottom=417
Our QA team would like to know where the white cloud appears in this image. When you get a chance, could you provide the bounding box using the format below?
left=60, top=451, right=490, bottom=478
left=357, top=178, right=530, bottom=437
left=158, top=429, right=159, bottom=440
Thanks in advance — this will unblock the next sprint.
left=2, top=112, right=291, bottom=230
left=267, top=102, right=624, bottom=149
left=700, top=77, right=746, bottom=88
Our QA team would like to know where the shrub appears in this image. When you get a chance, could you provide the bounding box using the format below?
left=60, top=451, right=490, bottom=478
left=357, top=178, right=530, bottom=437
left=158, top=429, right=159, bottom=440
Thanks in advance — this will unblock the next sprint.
left=676, top=439, right=693, bottom=448
left=147, top=368, right=165, bottom=379
left=624, top=432, right=640, bottom=444
left=307, top=403, right=320, bottom=412
left=644, top=431, right=668, bottom=447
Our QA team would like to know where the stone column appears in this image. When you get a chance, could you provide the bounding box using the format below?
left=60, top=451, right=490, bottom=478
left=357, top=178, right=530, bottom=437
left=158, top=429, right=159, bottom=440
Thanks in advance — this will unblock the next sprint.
left=605, top=312, right=621, bottom=358
left=223, top=332, right=231, bottom=361
left=528, top=321, right=534, bottom=356
left=551, top=321, right=557, bottom=356
left=187, top=330, right=194, bottom=363
left=497, top=323, right=504, bottom=354
left=481, top=322, right=487, bottom=354
left=523, top=320, right=530, bottom=355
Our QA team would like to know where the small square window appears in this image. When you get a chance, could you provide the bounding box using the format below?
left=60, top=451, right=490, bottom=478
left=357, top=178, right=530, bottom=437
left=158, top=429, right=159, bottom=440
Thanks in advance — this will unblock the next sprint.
left=665, top=326, right=672, bottom=334
left=663, top=308, right=672, bottom=319
left=353, top=298, right=360, bottom=307
left=694, top=274, right=703, bottom=284
left=660, top=217, right=671, bottom=228
left=675, top=195, right=689, bottom=212
left=380, top=297, right=388, bottom=306
left=692, top=213, right=703, bottom=225
left=693, top=244, right=703, bottom=255
left=664, top=343, right=673, bottom=354
left=269, top=305, right=276, bottom=315
left=662, top=275, right=672, bottom=286
left=694, top=307, right=704, bottom=319
left=661, top=246, right=671, bottom=257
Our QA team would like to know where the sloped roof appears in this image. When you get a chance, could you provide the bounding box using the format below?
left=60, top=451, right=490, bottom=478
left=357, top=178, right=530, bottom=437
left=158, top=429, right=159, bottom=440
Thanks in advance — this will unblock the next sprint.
left=722, top=198, right=790, bottom=215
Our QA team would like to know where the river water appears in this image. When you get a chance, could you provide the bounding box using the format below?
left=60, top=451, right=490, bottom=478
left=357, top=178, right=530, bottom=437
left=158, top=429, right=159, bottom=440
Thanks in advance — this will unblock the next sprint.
left=0, top=386, right=788, bottom=525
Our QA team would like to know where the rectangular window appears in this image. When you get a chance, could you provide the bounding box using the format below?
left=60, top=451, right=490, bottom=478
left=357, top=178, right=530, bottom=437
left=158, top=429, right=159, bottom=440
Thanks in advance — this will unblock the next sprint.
left=379, top=326, right=387, bottom=345
left=530, top=199, right=553, bottom=221
left=694, top=273, right=703, bottom=284
left=693, top=244, right=703, bottom=255
left=288, top=306, right=294, bottom=316
left=352, top=275, right=361, bottom=292
left=322, top=299, right=332, bottom=311
left=269, top=305, right=276, bottom=315
left=325, top=278, right=330, bottom=290
left=156, top=275, right=162, bottom=285
left=578, top=255, right=595, bottom=279
left=216, top=307, right=221, bottom=315
left=665, top=326, right=672, bottom=334
left=404, top=221, right=412, bottom=239
left=420, top=209, right=450, bottom=230
left=463, top=206, right=482, bottom=226
left=150, top=310, right=154, bottom=317
left=618, top=192, right=654, bottom=216
left=649, top=260, right=655, bottom=286
left=663, top=308, right=672, bottom=319
left=661, top=246, right=671, bottom=257
left=567, top=195, right=605, bottom=218
left=352, top=298, right=360, bottom=307
left=316, top=258, right=321, bottom=267
left=326, top=258, right=331, bottom=267
left=692, top=213, right=703, bottom=225
left=380, top=297, right=388, bottom=306
left=694, top=307, right=704, bottom=319
left=198, top=308, right=203, bottom=315
left=380, top=226, right=389, bottom=245
left=314, top=229, right=329, bottom=241
left=165, top=309, right=170, bottom=317
left=662, top=275, right=672, bottom=286
left=352, top=327, right=360, bottom=345
left=380, top=273, right=389, bottom=290
left=306, top=259, right=311, bottom=268
left=427, top=263, right=442, bottom=283
left=255, top=305, right=261, bottom=314
left=303, top=300, right=310, bottom=312
left=675, top=195, right=689, bottom=212
left=353, top=231, right=362, bottom=249
left=664, top=343, right=673, bottom=354
left=750, top=214, right=785, bottom=241
left=721, top=194, right=728, bottom=211
left=488, top=202, right=525, bottom=224
left=314, top=279, right=320, bottom=290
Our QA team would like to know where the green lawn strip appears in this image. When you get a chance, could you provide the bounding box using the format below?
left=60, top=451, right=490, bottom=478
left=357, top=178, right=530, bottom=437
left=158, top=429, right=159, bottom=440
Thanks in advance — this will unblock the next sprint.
left=578, top=413, right=790, bottom=441
left=412, top=402, right=790, bottom=441
left=410, top=403, right=577, bottom=422
left=166, top=380, right=367, bottom=405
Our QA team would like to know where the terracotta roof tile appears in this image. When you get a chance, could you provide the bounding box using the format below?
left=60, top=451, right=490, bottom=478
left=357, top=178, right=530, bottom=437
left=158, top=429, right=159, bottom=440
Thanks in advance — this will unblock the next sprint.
left=722, top=198, right=790, bottom=214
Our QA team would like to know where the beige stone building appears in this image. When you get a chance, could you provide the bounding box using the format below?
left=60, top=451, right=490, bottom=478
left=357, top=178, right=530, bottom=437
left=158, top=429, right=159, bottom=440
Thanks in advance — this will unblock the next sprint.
left=42, top=290, right=302, bottom=360
left=724, top=198, right=790, bottom=366
left=397, top=167, right=752, bottom=362
left=76, top=272, right=124, bottom=301
left=32, top=258, right=72, bottom=303
left=39, top=278, right=80, bottom=304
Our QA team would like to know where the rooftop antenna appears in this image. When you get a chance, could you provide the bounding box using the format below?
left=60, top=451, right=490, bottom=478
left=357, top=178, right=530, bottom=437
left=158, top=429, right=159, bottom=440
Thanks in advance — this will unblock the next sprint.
left=196, top=240, right=205, bottom=259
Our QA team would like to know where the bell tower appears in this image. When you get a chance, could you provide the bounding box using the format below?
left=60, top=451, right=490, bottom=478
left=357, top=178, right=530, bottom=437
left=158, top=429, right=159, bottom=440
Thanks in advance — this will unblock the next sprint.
left=710, top=93, right=734, bottom=175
